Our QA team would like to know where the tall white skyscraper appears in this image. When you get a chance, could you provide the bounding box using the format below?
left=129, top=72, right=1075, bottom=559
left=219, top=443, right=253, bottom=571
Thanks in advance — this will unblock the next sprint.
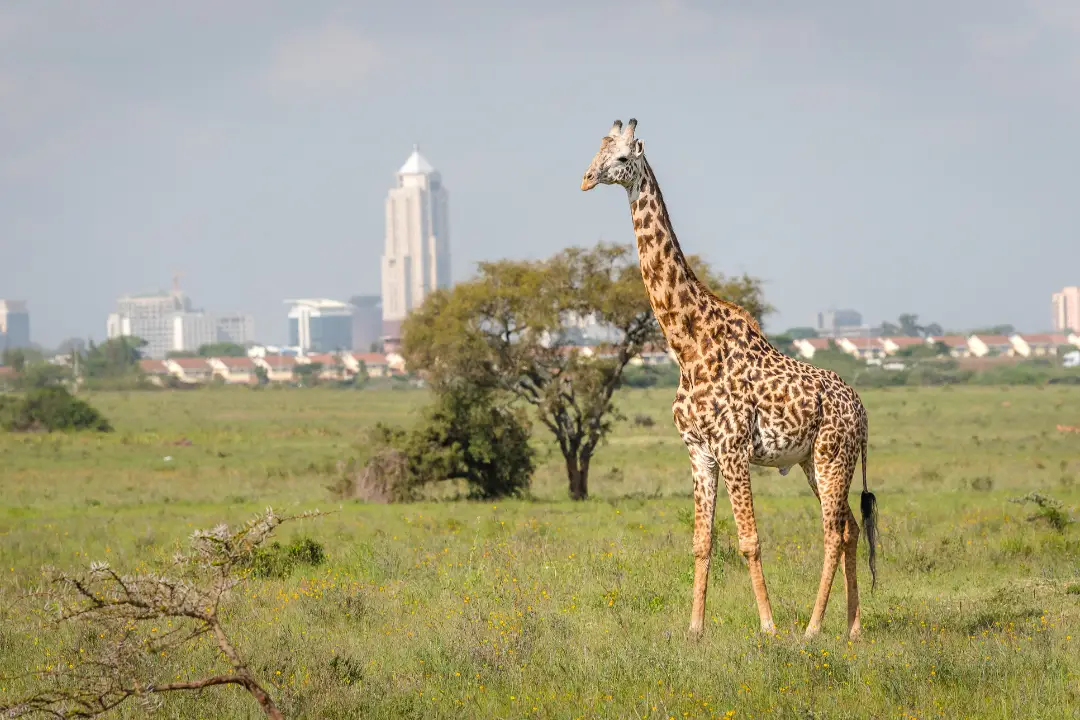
left=381, top=145, right=451, bottom=337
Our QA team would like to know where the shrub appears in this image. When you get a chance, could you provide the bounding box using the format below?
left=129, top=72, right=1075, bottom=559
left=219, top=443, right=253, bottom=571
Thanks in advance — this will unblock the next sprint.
left=329, top=452, right=414, bottom=503
left=0, top=386, right=112, bottom=432
left=1009, top=492, right=1074, bottom=533
left=354, top=383, right=535, bottom=500
left=621, top=363, right=680, bottom=389
left=905, top=364, right=974, bottom=386
left=247, top=535, right=327, bottom=579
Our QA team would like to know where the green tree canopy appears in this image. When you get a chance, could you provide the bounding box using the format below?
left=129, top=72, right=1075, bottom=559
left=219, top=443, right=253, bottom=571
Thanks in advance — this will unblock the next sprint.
left=293, top=362, right=323, bottom=387
left=402, top=242, right=770, bottom=500
left=84, top=337, right=146, bottom=378
left=197, top=342, right=248, bottom=357
left=881, top=315, right=943, bottom=338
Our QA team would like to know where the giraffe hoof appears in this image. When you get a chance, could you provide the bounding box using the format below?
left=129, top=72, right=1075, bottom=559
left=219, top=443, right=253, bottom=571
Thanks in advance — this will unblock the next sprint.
left=760, top=620, right=777, bottom=636
left=688, top=624, right=704, bottom=642
left=803, top=624, right=821, bottom=640
left=848, top=625, right=862, bottom=641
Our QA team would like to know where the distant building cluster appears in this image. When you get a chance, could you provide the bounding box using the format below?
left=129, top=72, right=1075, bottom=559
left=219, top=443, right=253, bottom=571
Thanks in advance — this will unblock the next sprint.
left=0, top=300, right=31, bottom=351
left=816, top=309, right=868, bottom=339
left=107, top=280, right=254, bottom=359
left=280, top=146, right=452, bottom=354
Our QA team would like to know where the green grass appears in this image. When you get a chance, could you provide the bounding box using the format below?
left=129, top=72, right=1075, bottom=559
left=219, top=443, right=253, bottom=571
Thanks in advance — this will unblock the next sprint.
left=2, top=385, right=1079, bottom=718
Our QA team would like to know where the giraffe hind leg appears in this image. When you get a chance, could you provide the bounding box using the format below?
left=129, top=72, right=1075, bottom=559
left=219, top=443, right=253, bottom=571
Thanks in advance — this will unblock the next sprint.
left=841, top=506, right=862, bottom=639
left=804, top=451, right=857, bottom=639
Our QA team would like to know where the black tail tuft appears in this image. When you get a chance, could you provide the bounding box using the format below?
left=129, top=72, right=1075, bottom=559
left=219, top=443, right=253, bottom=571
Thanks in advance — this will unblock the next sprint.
left=861, top=490, right=879, bottom=592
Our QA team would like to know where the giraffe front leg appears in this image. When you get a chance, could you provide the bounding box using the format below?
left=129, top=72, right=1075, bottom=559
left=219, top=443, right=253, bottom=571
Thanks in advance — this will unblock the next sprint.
left=719, top=452, right=776, bottom=635
left=686, top=443, right=719, bottom=641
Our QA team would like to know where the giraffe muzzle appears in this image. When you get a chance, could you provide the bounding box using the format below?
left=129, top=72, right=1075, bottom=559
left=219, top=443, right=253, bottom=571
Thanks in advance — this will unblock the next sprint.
left=581, top=173, right=598, bottom=191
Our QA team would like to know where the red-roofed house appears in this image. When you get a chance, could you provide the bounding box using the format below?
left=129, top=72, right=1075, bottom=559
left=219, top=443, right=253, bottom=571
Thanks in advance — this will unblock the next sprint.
left=385, top=352, right=407, bottom=374
left=208, top=356, right=258, bottom=384
left=879, top=336, right=929, bottom=355
left=342, top=352, right=389, bottom=378
left=165, top=357, right=212, bottom=383
left=837, top=337, right=884, bottom=360
left=630, top=347, right=674, bottom=366
left=256, top=354, right=300, bottom=383
left=139, top=359, right=172, bottom=386
left=301, top=353, right=348, bottom=380
left=926, top=335, right=972, bottom=358
left=968, top=335, right=1015, bottom=358
left=1011, top=333, right=1070, bottom=358
left=792, top=337, right=832, bottom=360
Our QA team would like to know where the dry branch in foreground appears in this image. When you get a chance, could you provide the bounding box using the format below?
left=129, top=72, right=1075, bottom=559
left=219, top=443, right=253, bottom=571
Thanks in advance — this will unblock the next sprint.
left=1, top=507, right=324, bottom=719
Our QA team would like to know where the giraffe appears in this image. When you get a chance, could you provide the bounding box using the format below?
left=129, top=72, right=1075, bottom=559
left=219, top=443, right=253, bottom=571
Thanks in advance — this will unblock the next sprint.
left=580, top=119, right=878, bottom=640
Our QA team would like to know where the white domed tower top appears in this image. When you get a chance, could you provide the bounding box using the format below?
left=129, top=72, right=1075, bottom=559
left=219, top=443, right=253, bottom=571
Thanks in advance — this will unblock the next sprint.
left=398, top=144, right=436, bottom=175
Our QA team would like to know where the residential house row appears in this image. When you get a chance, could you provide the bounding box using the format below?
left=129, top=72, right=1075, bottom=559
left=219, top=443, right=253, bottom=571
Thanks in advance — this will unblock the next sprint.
left=791, top=333, right=1080, bottom=362
left=138, top=352, right=404, bottom=386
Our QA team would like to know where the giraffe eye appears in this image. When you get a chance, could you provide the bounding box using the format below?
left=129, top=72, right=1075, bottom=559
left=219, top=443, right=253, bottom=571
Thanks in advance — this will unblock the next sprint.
left=615, top=155, right=628, bottom=163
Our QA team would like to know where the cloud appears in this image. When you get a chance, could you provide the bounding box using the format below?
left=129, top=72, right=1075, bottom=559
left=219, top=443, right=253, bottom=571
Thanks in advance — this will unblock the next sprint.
left=263, top=21, right=383, bottom=102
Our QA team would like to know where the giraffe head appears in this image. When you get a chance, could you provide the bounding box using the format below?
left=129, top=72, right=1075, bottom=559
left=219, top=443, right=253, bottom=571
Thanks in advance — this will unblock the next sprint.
left=580, top=118, right=645, bottom=192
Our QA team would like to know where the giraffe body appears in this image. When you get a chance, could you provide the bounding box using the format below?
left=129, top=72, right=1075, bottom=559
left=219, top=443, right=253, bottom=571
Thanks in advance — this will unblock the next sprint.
left=581, top=119, right=878, bottom=640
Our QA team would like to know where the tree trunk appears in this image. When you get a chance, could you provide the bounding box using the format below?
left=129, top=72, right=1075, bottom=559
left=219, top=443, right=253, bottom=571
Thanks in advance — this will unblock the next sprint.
left=567, top=453, right=591, bottom=501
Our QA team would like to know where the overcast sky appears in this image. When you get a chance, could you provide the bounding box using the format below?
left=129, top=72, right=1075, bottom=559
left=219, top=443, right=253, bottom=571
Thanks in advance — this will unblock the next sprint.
left=2, top=0, right=1078, bottom=347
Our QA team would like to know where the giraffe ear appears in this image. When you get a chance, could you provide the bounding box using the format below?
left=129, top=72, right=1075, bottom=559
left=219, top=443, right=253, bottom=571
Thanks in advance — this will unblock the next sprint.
left=634, top=139, right=644, bottom=156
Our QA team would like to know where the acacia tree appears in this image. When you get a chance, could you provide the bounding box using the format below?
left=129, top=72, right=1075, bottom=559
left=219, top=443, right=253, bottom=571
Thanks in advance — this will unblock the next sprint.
left=403, top=242, right=770, bottom=500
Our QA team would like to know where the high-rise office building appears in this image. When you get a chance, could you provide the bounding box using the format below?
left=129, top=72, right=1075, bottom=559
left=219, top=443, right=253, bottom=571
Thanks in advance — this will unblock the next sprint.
left=816, top=308, right=870, bottom=338
left=381, top=145, right=451, bottom=338
left=108, top=289, right=191, bottom=359
left=215, top=314, right=255, bottom=346
left=348, top=295, right=383, bottom=351
left=0, top=300, right=30, bottom=351
left=286, top=299, right=354, bottom=352
left=172, top=313, right=217, bottom=353
left=1052, top=286, right=1080, bottom=333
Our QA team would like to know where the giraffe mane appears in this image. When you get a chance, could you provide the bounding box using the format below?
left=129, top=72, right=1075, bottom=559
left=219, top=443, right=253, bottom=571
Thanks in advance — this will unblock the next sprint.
left=641, top=157, right=762, bottom=335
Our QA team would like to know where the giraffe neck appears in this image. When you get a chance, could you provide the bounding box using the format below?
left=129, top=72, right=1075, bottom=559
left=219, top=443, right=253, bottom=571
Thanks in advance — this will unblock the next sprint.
left=628, top=158, right=710, bottom=364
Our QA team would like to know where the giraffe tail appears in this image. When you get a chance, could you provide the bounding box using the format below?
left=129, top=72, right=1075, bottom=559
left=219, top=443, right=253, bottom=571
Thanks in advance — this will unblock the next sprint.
left=859, top=434, right=879, bottom=592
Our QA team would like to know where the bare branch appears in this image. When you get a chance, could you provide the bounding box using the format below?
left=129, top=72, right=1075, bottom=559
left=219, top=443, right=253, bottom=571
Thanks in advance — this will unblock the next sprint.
left=1, top=507, right=323, bottom=719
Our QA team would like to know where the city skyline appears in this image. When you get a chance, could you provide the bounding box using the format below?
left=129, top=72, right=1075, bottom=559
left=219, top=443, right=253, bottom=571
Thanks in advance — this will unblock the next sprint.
left=2, top=2, right=1079, bottom=346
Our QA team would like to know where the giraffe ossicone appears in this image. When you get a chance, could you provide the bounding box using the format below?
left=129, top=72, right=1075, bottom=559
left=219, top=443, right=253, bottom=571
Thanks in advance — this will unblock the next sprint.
left=581, top=118, right=879, bottom=641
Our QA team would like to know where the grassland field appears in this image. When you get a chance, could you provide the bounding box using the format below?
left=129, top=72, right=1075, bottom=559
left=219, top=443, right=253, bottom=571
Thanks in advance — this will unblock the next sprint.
left=1, top=385, right=1079, bottom=719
